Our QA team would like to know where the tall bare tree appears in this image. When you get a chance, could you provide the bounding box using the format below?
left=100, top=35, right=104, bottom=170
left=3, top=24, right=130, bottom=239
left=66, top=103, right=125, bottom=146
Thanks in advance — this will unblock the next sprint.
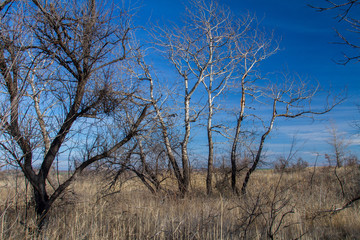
left=0, top=0, right=148, bottom=228
left=230, top=22, right=278, bottom=194
left=153, top=0, right=229, bottom=195
left=240, top=76, right=341, bottom=194
left=153, top=0, right=262, bottom=195
left=184, top=0, right=242, bottom=195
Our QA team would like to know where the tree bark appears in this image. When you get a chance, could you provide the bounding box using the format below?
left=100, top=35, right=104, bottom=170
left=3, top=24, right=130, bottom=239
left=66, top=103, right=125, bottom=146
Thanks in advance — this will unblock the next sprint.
left=230, top=75, right=246, bottom=194
left=206, top=94, right=214, bottom=195
left=230, top=117, right=242, bottom=195
left=181, top=94, right=192, bottom=196
left=33, top=176, right=50, bottom=229
left=241, top=100, right=276, bottom=195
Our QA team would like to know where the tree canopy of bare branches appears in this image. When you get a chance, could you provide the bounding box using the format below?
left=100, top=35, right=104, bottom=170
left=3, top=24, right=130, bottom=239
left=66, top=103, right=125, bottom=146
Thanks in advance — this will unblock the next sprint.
left=240, top=75, right=342, bottom=194
left=0, top=0, right=148, bottom=228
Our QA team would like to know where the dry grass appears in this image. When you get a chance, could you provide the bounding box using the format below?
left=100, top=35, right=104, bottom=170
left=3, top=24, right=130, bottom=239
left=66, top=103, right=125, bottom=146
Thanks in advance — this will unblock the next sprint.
left=0, top=166, right=360, bottom=239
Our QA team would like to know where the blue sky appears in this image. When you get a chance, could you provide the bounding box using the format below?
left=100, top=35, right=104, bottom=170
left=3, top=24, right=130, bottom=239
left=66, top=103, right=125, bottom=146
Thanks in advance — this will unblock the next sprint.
left=132, top=0, right=360, bottom=166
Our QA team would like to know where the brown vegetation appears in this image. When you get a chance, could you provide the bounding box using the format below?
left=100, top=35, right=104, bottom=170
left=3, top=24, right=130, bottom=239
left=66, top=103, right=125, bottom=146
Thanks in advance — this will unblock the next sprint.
left=1, top=166, right=359, bottom=239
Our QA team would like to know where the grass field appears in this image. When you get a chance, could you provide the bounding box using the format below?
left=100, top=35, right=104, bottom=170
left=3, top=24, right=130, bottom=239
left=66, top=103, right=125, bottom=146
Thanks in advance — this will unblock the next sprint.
left=0, top=166, right=360, bottom=239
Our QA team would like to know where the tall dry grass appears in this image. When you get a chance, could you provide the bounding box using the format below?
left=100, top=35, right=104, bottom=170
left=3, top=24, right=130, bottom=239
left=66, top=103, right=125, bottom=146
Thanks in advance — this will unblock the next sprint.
left=0, top=166, right=360, bottom=239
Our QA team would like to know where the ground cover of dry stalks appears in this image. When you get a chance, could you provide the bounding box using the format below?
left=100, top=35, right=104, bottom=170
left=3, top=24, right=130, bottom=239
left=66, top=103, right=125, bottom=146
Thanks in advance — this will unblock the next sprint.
left=0, top=166, right=360, bottom=239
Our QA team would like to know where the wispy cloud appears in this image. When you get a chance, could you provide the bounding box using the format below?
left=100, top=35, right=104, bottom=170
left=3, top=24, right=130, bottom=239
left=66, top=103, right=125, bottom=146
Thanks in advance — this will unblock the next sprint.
left=350, top=137, right=360, bottom=146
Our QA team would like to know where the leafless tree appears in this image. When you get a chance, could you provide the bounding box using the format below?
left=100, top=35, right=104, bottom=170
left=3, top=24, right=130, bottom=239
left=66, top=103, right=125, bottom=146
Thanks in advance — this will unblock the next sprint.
left=152, top=0, right=271, bottom=195
left=105, top=133, right=168, bottom=195
left=153, top=0, right=240, bottom=195
left=196, top=0, right=238, bottom=195
left=105, top=97, right=181, bottom=195
left=241, top=75, right=342, bottom=194
left=128, top=50, right=189, bottom=196
left=0, top=0, right=148, bottom=228
left=324, top=124, right=355, bottom=198
left=326, top=123, right=350, bottom=167
left=229, top=21, right=278, bottom=194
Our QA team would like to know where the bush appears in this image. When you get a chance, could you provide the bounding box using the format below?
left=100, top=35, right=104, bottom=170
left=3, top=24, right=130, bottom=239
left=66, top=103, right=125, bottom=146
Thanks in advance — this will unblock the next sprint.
left=274, top=157, right=308, bottom=173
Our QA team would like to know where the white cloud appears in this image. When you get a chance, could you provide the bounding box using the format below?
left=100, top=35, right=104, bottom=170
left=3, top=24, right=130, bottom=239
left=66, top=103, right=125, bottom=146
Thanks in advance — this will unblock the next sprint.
left=349, top=137, right=360, bottom=146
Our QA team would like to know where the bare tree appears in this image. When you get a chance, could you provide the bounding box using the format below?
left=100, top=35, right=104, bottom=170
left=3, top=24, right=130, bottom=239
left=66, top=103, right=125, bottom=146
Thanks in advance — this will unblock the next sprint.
left=106, top=133, right=167, bottom=195
left=153, top=0, right=238, bottom=195
left=197, top=0, right=238, bottom=195
left=128, top=50, right=189, bottom=196
left=241, top=75, right=342, bottom=194
left=0, top=0, right=148, bottom=228
left=230, top=21, right=278, bottom=194
left=152, top=0, right=267, bottom=195
left=326, top=123, right=350, bottom=167
left=309, top=0, right=360, bottom=214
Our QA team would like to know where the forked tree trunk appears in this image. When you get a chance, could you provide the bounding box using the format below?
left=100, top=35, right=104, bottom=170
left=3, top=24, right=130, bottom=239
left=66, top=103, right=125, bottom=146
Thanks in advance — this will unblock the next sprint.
left=33, top=177, right=51, bottom=229
left=241, top=134, right=266, bottom=195
left=241, top=100, right=276, bottom=195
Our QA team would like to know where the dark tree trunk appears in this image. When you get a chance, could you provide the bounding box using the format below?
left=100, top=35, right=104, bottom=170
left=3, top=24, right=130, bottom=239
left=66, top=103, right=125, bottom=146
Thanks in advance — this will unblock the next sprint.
left=231, top=79, right=245, bottom=195
left=180, top=153, right=190, bottom=197
left=231, top=117, right=242, bottom=195
left=206, top=120, right=214, bottom=195
left=241, top=102, right=276, bottom=195
left=33, top=178, right=51, bottom=229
